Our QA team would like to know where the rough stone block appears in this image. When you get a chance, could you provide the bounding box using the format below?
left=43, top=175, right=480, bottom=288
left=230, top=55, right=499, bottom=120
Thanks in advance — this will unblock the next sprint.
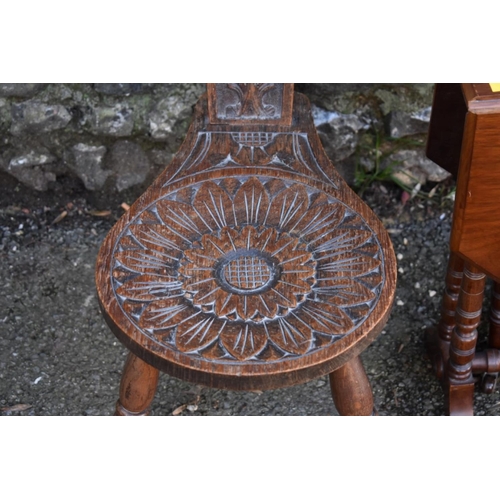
left=9, top=151, right=56, bottom=169
left=94, top=84, right=150, bottom=95
left=11, top=101, right=72, bottom=136
left=389, top=107, right=431, bottom=138
left=65, top=143, right=109, bottom=191
left=149, top=96, right=193, bottom=140
left=107, top=141, right=151, bottom=192
left=0, top=84, right=47, bottom=98
left=0, top=98, right=11, bottom=131
left=312, top=105, right=369, bottom=163
left=385, top=149, right=451, bottom=188
left=2, top=150, right=58, bottom=191
left=90, top=105, right=134, bottom=137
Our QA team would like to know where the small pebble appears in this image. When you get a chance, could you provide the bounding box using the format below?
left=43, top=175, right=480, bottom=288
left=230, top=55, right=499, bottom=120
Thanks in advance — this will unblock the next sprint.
left=397, top=299, right=405, bottom=306
left=397, top=253, right=403, bottom=260
left=429, top=290, right=437, bottom=297
left=440, top=213, right=446, bottom=220
left=415, top=282, right=421, bottom=289
left=398, top=267, right=404, bottom=273
left=403, top=238, right=408, bottom=245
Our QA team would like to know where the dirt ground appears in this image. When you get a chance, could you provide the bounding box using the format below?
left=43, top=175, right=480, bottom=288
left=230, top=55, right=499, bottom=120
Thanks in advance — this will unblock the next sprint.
left=2, top=171, right=500, bottom=416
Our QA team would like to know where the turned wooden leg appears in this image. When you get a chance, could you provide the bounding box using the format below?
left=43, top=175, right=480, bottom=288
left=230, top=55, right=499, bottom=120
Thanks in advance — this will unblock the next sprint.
left=426, top=252, right=464, bottom=380
left=446, top=264, right=486, bottom=416
left=481, top=281, right=500, bottom=393
left=489, top=281, right=500, bottom=348
left=329, top=356, right=374, bottom=416
left=115, top=352, right=160, bottom=416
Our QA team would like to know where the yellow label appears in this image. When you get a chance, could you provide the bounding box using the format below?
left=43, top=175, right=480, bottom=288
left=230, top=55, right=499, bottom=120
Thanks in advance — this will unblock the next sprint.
left=490, top=83, right=500, bottom=92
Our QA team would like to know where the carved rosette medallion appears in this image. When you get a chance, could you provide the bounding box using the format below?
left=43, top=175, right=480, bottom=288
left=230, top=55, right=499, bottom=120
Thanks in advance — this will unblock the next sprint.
left=180, top=226, right=314, bottom=323
left=111, top=176, right=384, bottom=362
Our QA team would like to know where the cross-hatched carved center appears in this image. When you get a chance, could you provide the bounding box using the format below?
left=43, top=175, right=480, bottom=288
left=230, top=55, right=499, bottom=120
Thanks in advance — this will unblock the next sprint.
left=223, top=255, right=272, bottom=291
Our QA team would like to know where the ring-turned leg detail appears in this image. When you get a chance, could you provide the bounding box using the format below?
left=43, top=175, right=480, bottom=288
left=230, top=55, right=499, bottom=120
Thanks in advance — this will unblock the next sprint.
left=446, top=264, right=486, bottom=416
left=329, top=356, right=374, bottom=416
left=425, top=252, right=464, bottom=381
left=115, top=352, right=160, bottom=416
left=480, top=281, right=500, bottom=394
left=489, top=281, right=500, bottom=348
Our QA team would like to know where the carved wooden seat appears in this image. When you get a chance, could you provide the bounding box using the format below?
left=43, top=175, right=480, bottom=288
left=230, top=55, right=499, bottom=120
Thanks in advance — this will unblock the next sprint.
left=96, top=84, right=397, bottom=416
left=426, top=83, right=500, bottom=415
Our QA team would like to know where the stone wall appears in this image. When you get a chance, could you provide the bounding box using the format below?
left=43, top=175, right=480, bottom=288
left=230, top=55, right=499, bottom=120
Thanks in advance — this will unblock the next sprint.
left=0, top=83, right=448, bottom=197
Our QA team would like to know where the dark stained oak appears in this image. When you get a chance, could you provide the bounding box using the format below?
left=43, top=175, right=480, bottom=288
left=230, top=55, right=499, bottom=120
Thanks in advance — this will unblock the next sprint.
left=329, top=356, right=374, bottom=416
left=96, top=84, right=397, bottom=415
left=426, top=83, right=467, bottom=179
left=489, top=281, right=500, bottom=349
left=446, top=265, right=486, bottom=416
left=115, top=352, right=159, bottom=416
left=426, top=83, right=500, bottom=415
left=425, top=252, right=465, bottom=381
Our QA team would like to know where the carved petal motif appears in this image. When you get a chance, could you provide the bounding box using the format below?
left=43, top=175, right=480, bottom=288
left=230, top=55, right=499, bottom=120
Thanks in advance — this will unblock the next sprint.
left=115, top=249, right=178, bottom=275
left=139, top=298, right=194, bottom=329
left=265, top=184, right=310, bottom=231
left=175, top=314, right=220, bottom=352
left=116, top=275, right=183, bottom=301
left=316, top=251, right=380, bottom=278
left=266, top=316, right=313, bottom=355
left=112, top=176, right=384, bottom=363
left=313, top=279, right=376, bottom=307
left=296, top=203, right=345, bottom=241
left=179, top=225, right=314, bottom=322
left=298, top=301, right=354, bottom=336
left=233, top=178, right=270, bottom=226
left=192, top=181, right=236, bottom=232
left=128, top=222, right=184, bottom=255
left=220, top=323, right=268, bottom=360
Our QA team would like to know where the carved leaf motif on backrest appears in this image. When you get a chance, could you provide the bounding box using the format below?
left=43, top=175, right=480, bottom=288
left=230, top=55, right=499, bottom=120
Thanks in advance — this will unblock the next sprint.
left=207, top=83, right=294, bottom=126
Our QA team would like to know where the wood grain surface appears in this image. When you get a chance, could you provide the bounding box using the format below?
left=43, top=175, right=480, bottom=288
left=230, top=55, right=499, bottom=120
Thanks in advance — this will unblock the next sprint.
left=96, top=87, right=397, bottom=393
left=426, top=83, right=500, bottom=415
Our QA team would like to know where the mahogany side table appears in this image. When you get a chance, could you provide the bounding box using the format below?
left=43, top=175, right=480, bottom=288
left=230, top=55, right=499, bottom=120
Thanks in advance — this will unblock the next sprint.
left=427, top=83, right=500, bottom=415
left=96, top=84, right=397, bottom=416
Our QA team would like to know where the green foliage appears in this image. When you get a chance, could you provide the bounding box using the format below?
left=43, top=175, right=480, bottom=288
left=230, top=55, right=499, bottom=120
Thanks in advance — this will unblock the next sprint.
left=353, top=132, right=451, bottom=203
left=354, top=132, right=398, bottom=195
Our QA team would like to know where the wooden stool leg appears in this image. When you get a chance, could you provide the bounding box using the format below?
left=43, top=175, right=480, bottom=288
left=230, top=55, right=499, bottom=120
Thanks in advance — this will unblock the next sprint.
left=446, top=264, right=486, bottom=416
left=329, top=356, right=374, bottom=416
left=426, top=252, right=464, bottom=379
left=115, top=352, right=159, bottom=416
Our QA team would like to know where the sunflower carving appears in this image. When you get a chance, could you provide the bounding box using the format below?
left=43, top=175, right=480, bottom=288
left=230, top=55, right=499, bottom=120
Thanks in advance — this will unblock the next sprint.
left=112, top=176, right=384, bottom=362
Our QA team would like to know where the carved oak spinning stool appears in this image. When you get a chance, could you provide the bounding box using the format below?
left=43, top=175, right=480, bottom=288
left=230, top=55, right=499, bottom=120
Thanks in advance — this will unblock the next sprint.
left=96, top=84, right=397, bottom=416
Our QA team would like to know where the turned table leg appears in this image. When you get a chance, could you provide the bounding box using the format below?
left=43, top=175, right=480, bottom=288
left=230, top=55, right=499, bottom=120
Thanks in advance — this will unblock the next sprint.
left=489, top=281, right=500, bottom=348
left=446, top=264, right=486, bottom=416
left=481, top=281, right=500, bottom=393
left=115, top=352, right=160, bottom=416
left=329, top=356, right=374, bottom=416
left=426, top=252, right=464, bottom=380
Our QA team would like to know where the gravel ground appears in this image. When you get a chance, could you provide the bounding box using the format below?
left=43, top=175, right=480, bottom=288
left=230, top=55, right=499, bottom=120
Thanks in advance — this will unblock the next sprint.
left=2, top=173, right=500, bottom=416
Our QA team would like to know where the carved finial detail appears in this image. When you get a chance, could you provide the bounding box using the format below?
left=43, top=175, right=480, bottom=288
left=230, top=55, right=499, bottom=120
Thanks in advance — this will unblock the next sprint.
left=208, top=84, right=293, bottom=125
